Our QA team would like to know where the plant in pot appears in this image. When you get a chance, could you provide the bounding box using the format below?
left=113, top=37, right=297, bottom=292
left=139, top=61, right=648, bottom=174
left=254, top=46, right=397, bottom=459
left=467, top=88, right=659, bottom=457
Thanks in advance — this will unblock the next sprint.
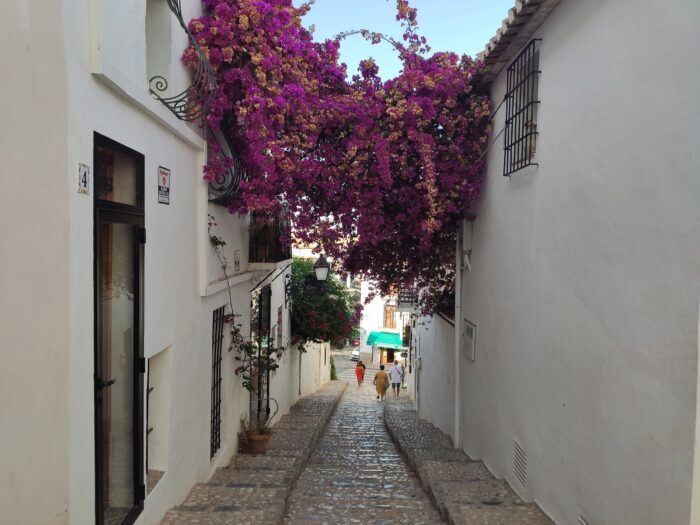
left=228, top=309, right=283, bottom=454
left=239, top=414, right=274, bottom=454
left=209, top=215, right=284, bottom=455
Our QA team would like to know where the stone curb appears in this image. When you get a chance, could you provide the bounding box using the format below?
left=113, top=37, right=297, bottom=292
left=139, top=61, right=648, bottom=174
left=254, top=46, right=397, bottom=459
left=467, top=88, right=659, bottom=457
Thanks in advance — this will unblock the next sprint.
left=161, top=380, right=348, bottom=524
left=384, top=401, right=553, bottom=525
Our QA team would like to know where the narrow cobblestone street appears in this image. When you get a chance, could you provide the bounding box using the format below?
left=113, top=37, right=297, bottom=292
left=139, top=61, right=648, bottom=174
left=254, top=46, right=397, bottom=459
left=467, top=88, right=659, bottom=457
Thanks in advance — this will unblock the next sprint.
left=283, top=355, right=444, bottom=524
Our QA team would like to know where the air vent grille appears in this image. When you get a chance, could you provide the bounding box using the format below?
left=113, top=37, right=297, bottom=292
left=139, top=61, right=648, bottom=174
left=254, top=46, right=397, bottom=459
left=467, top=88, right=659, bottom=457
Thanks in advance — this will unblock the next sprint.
left=513, top=440, right=527, bottom=486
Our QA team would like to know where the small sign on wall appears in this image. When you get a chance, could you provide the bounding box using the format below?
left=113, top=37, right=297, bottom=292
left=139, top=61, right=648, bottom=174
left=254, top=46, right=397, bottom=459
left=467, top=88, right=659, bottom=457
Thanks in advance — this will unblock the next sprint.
left=78, top=163, right=90, bottom=194
left=158, top=166, right=170, bottom=204
left=233, top=250, right=241, bottom=272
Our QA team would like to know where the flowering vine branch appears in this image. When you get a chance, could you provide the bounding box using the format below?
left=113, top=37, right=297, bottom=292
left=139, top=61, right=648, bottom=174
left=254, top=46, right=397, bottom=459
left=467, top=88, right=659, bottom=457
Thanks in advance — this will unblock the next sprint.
left=190, top=0, right=491, bottom=313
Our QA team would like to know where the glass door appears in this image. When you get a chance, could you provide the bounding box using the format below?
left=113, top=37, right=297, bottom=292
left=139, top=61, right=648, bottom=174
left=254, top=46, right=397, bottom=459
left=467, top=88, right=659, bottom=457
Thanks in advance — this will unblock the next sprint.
left=94, top=134, right=144, bottom=525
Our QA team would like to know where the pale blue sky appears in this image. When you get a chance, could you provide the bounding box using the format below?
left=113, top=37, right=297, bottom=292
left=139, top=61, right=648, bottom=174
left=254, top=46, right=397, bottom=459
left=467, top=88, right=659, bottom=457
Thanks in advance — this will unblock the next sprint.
left=299, top=0, right=514, bottom=79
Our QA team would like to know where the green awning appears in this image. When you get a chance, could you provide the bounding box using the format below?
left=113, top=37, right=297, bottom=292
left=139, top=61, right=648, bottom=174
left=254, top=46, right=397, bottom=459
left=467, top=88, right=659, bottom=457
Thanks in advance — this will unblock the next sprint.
left=366, top=331, right=406, bottom=350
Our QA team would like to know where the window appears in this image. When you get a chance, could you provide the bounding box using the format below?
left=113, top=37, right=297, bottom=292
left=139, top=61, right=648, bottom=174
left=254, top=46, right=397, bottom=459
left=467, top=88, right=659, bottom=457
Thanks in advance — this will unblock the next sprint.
left=249, top=212, right=292, bottom=263
left=383, top=305, right=396, bottom=329
left=503, top=39, right=541, bottom=176
left=95, top=137, right=144, bottom=207
left=210, top=305, right=225, bottom=459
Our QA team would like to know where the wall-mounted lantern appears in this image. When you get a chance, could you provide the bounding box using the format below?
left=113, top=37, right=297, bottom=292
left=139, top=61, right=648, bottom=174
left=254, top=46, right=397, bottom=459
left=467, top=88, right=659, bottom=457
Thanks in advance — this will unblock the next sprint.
left=313, top=254, right=330, bottom=283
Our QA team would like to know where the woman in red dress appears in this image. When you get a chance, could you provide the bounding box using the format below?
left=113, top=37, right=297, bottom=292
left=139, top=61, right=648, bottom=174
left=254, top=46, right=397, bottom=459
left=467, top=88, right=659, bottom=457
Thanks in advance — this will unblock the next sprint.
left=355, top=360, right=366, bottom=386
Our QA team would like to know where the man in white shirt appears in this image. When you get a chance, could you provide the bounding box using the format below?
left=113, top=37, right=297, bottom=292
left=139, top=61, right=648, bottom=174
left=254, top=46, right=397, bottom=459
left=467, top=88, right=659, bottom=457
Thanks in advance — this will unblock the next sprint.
left=389, top=360, right=403, bottom=397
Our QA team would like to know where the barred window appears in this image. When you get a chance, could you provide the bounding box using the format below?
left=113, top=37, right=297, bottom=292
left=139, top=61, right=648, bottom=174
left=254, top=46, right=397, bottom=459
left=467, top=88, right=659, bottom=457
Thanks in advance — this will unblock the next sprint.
left=210, top=305, right=225, bottom=459
left=504, top=39, right=541, bottom=176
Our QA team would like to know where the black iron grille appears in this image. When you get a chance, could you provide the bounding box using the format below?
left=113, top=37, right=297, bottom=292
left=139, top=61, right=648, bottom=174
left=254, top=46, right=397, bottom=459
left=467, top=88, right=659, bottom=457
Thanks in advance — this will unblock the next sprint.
left=210, top=305, right=225, bottom=459
left=503, top=39, right=541, bottom=176
left=249, top=213, right=291, bottom=264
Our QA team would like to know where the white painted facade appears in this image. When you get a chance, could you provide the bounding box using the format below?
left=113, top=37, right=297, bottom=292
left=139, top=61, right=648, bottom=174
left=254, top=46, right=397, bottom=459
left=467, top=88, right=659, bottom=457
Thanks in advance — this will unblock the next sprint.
left=358, top=281, right=409, bottom=365
left=411, top=315, right=455, bottom=435
left=1, top=1, right=329, bottom=524
left=415, top=1, right=700, bottom=524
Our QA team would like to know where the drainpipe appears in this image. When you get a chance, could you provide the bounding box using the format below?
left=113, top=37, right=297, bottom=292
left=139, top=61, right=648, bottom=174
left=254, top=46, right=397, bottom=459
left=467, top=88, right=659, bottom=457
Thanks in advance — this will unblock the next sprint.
left=454, top=226, right=462, bottom=448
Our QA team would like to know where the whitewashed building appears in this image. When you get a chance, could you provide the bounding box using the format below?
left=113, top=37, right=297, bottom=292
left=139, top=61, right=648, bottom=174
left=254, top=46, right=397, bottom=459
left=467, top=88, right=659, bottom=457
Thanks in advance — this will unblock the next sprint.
left=413, top=1, right=700, bottom=524
left=358, top=282, right=410, bottom=366
left=0, top=1, right=328, bottom=524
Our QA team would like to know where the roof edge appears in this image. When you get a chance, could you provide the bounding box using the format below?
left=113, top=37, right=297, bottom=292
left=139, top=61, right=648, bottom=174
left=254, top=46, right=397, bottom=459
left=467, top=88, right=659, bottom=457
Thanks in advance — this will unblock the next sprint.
left=478, top=0, right=562, bottom=78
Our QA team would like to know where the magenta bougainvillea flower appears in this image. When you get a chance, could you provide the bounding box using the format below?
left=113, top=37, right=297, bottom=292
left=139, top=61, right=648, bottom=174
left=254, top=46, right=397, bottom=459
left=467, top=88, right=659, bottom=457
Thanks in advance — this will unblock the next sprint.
left=186, top=0, right=491, bottom=313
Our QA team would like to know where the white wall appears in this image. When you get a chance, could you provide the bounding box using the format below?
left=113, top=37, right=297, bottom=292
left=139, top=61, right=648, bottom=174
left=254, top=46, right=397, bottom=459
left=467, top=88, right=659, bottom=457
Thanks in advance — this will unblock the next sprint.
left=421, top=1, right=700, bottom=524
left=2, top=1, right=341, bottom=524
left=0, top=2, right=70, bottom=523
left=415, top=316, right=456, bottom=438
left=63, top=0, right=276, bottom=518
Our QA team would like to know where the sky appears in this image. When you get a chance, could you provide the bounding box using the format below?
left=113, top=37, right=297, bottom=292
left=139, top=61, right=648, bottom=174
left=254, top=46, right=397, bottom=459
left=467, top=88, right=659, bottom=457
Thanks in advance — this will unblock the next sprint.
left=298, top=0, right=515, bottom=79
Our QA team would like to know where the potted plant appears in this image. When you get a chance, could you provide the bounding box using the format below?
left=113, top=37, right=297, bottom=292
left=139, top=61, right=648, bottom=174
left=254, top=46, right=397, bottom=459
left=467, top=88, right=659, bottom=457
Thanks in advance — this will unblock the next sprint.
left=239, top=414, right=273, bottom=454
left=209, top=216, right=284, bottom=455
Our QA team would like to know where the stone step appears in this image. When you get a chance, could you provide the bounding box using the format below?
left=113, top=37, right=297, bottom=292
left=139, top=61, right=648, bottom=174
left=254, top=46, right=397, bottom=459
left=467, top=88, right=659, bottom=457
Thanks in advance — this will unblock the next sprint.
left=415, top=460, right=492, bottom=493
left=285, top=496, right=442, bottom=521
left=234, top=454, right=304, bottom=473
left=384, top=400, right=555, bottom=525
left=445, top=500, right=552, bottom=525
left=162, top=507, right=280, bottom=525
left=208, top=467, right=294, bottom=488
left=161, top=381, right=348, bottom=525
left=179, top=484, right=286, bottom=511
left=431, top=479, right=521, bottom=519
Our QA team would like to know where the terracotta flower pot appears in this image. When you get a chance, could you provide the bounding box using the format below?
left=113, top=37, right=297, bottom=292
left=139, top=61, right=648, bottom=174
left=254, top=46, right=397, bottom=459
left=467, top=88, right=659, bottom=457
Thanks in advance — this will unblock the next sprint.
left=246, top=431, right=271, bottom=454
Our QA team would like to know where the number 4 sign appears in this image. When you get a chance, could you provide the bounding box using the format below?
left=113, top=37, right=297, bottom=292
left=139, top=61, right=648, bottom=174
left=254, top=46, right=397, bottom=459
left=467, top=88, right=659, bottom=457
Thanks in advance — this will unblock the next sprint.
left=78, top=163, right=90, bottom=194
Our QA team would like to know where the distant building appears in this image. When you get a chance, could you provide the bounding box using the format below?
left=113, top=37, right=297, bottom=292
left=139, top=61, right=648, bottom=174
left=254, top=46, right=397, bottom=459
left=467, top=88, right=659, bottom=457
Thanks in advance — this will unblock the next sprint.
left=359, top=282, right=410, bottom=366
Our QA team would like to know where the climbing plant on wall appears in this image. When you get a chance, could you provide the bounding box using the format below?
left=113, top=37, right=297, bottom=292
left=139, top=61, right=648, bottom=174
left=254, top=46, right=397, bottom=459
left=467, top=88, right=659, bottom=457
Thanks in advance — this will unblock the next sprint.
left=186, top=0, right=491, bottom=312
left=289, top=257, right=362, bottom=351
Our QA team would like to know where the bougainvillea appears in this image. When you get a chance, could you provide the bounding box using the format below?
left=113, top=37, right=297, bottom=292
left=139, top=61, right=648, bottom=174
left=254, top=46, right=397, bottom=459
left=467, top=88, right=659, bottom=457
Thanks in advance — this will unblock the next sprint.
left=186, top=0, right=491, bottom=312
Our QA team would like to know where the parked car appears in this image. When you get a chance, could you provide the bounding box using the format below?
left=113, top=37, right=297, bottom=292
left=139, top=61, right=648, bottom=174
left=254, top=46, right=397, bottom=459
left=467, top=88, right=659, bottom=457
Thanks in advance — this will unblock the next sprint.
left=351, top=348, right=360, bottom=361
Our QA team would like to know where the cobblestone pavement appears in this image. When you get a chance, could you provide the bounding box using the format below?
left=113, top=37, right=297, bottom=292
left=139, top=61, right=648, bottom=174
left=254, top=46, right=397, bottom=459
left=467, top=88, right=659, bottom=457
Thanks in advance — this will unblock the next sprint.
left=282, top=354, right=444, bottom=525
left=162, top=352, right=552, bottom=524
left=161, top=381, right=346, bottom=525
left=385, top=400, right=554, bottom=525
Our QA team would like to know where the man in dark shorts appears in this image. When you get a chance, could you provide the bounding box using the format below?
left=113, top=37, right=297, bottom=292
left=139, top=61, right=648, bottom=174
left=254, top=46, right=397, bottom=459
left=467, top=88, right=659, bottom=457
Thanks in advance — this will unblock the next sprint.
left=389, top=360, right=403, bottom=397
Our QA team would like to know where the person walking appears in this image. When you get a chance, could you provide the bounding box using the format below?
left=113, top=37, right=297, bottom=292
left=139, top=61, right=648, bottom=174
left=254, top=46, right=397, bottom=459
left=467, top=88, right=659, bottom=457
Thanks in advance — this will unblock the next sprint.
left=355, top=360, right=366, bottom=386
left=373, top=364, right=390, bottom=401
left=389, top=360, right=403, bottom=397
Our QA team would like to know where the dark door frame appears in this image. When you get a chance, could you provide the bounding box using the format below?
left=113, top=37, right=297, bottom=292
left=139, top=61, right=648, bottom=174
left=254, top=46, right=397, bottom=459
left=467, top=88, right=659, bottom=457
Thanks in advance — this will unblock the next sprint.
left=93, top=133, right=145, bottom=525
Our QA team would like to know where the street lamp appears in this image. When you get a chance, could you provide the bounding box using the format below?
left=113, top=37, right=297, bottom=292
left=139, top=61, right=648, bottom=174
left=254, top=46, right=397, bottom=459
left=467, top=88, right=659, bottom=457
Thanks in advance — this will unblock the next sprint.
left=313, top=254, right=330, bottom=282
left=284, top=254, right=331, bottom=307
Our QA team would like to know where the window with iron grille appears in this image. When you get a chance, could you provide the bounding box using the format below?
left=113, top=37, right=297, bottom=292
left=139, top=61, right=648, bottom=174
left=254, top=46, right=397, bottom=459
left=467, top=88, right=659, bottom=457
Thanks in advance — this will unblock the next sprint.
left=504, top=39, right=541, bottom=176
left=210, top=305, right=225, bottom=458
left=249, top=212, right=291, bottom=263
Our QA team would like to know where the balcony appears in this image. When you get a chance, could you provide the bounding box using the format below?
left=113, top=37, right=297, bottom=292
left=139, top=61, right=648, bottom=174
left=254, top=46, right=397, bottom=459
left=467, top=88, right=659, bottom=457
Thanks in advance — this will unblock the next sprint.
left=248, top=212, right=291, bottom=268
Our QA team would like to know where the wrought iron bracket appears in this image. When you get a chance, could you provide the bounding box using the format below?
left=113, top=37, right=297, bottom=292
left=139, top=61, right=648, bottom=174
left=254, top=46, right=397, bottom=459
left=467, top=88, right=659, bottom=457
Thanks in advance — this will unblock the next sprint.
left=284, top=273, right=293, bottom=308
left=149, top=0, right=217, bottom=121
left=208, top=125, right=247, bottom=204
